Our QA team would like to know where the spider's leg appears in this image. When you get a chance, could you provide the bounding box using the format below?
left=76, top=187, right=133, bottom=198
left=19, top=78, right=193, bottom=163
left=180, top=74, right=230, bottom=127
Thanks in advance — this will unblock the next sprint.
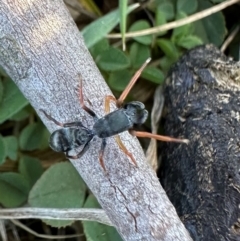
left=40, top=109, right=85, bottom=128
left=105, top=95, right=117, bottom=113
left=115, top=135, right=137, bottom=167
left=78, top=75, right=98, bottom=121
left=66, top=141, right=91, bottom=159
left=63, top=122, right=85, bottom=128
left=130, top=130, right=189, bottom=144
left=117, top=58, right=151, bottom=107
left=40, top=109, right=64, bottom=126
left=104, top=96, right=137, bottom=168
left=99, top=138, right=107, bottom=172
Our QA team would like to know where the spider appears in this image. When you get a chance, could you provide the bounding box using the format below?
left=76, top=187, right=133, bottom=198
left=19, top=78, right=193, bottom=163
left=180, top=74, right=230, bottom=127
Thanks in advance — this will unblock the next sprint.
left=40, top=58, right=188, bottom=171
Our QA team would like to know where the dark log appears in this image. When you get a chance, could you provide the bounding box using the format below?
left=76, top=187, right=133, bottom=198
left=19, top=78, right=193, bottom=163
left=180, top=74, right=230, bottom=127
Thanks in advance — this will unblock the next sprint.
left=0, top=1, right=192, bottom=240
left=161, top=44, right=240, bottom=241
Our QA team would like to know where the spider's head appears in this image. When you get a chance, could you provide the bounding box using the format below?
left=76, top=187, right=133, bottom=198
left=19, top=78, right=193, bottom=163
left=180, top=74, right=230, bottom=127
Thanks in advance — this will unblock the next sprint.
left=123, top=101, right=148, bottom=125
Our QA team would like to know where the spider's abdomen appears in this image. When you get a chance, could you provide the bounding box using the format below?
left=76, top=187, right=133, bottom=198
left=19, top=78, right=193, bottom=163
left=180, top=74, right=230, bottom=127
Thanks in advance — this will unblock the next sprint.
left=49, top=128, right=93, bottom=152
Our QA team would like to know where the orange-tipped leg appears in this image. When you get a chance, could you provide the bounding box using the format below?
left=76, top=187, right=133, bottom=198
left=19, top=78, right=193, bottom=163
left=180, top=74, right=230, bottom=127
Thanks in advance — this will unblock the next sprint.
left=104, top=58, right=151, bottom=110
left=117, top=58, right=151, bottom=107
left=99, top=152, right=106, bottom=172
left=99, top=138, right=107, bottom=172
left=105, top=95, right=117, bottom=113
left=130, top=130, right=189, bottom=144
left=115, top=135, right=137, bottom=167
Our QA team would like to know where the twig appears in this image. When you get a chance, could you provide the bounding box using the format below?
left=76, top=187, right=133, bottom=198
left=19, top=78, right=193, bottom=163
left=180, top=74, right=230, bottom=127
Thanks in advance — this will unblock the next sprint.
left=0, top=208, right=111, bottom=226
left=221, top=25, right=240, bottom=52
left=108, top=0, right=240, bottom=38
left=11, top=220, right=82, bottom=240
left=0, top=220, right=7, bottom=241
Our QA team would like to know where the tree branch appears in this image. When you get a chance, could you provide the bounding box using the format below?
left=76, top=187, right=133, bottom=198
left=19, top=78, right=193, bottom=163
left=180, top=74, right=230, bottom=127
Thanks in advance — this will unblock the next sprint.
left=0, top=1, right=192, bottom=240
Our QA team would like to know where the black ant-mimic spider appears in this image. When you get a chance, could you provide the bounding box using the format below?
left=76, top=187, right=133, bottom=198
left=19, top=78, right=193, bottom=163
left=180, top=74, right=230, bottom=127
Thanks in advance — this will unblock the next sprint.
left=40, top=58, right=188, bottom=171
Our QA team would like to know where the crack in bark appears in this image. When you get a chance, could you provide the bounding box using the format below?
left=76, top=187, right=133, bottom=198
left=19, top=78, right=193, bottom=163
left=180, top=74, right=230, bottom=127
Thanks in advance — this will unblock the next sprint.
left=108, top=176, right=138, bottom=232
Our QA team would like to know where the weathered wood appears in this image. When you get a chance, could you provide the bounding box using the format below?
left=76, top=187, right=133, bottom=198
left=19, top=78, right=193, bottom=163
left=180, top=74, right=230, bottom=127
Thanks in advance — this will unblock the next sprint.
left=161, top=44, right=240, bottom=241
left=0, top=0, right=192, bottom=240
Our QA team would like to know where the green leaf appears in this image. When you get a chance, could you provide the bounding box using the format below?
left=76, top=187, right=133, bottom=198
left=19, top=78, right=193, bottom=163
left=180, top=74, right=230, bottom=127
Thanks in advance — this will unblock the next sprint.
left=159, top=56, right=175, bottom=73
left=98, top=47, right=130, bottom=71
left=29, top=162, right=86, bottom=227
left=0, top=172, right=29, bottom=207
left=82, top=3, right=139, bottom=48
left=155, top=7, right=167, bottom=36
left=193, top=1, right=227, bottom=46
left=172, top=12, right=192, bottom=41
left=0, top=135, right=6, bottom=165
left=83, top=195, right=123, bottom=241
left=177, top=35, right=203, bottom=49
left=19, top=122, right=50, bottom=151
left=108, top=69, right=132, bottom=92
left=119, top=0, right=128, bottom=50
left=0, top=79, right=28, bottom=124
left=129, top=42, right=151, bottom=68
left=157, top=39, right=179, bottom=61
left=3, top=136, right=18, bottom=161
left=90, top=39, right=109, bottom=59
left=157, top=2, right=174, bottom=21
left=192, top=20, right=209, bottom=44
left=19, top=156, right=44, bottom=188
left=9, top=105, right=31, bottom=121
left=177, top=0, right=198, bottom=14
left=142, top=66, right=165, bottom=84
left=129, top=20, right=152, bottom=45
left=0, top=80, right=3, bottom=104
left=0, top=66, right=9, bottom=77
left=149, top=1, right=174, bottom=21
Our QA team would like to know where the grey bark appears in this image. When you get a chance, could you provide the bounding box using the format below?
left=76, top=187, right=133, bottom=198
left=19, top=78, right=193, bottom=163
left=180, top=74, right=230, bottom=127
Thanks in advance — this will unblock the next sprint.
left=0, top=1, right=192, bottom=240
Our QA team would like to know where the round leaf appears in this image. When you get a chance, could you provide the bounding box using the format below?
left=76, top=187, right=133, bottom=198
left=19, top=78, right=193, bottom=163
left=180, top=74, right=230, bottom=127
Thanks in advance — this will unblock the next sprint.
left=0, top=79, right=28, bottom=124
left=0, top=135, right=6, bottom=165
left=177, top=35, right=203, bottom=49
left=129, top=42, right=151, bottom=68
left=108, top=69, right=132, bottom=91
left=157, top=39, right=179, bottom=61
left=9, top=106, right=30, bottom=121
left=129, top=20, right=152, bottom=45
left=155, top=7, right=167, bottom=36
left=90, top=39, right=109, bottom=59
left=196, top=1, right=226, bottom=46
left=159, top=56, right=175, bottom=73
left=19, top=122, right=50, bottom=151
left=0, top=172, right=29, bottom=207
left=19, top=156, right=44, bottom=188
left=177, top=0, right=198, bottom=14
left=29, top=162, right=86, bottom=227
left=172, top=12, right=192, bottom=40
left=142, top=66, right=165, bottom=84
left=158, top=2, right=174, bottom=21
left=3, top=135, right=18, bottom=161
left=98, top=47, right=130, bottom=71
